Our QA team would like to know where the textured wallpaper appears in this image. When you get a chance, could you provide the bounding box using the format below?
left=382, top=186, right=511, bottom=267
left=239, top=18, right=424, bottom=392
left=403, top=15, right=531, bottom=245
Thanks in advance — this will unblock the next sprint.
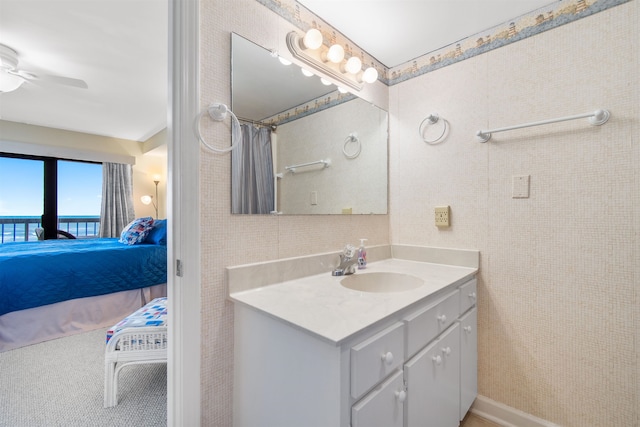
left=199, top=0, right=638, bottom=425
left=389, top=2, right=638, bottom=425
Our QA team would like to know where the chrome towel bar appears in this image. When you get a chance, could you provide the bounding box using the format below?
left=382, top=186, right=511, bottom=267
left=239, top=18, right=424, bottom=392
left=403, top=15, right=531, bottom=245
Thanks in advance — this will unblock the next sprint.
left=476, top=109, right=610, bottom=142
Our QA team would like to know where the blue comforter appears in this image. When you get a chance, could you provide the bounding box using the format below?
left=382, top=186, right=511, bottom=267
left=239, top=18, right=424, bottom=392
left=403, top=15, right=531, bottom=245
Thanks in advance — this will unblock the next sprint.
left=0, top=238, right=167, bottom=316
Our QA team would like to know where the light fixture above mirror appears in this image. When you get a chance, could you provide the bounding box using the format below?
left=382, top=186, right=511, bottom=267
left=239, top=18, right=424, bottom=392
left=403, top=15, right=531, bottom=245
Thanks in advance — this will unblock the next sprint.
left=286, top=30, right=378, bottom=92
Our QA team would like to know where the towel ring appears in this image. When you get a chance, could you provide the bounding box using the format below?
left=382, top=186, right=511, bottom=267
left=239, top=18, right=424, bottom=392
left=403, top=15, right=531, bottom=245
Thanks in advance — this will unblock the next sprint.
left=419, top=113, right=448, bottom=144
left=343, top=133, right=361, bottom=159
left=195, top=103, right=241, bottom=153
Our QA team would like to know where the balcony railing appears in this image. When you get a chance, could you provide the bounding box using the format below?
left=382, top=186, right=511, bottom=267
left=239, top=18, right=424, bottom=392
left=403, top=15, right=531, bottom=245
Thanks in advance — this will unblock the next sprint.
left=0, top=216, right=101, bottom=243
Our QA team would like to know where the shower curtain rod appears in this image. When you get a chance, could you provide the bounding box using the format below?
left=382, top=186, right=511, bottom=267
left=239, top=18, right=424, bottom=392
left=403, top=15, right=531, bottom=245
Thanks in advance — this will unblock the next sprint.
left=476, top=109, right=610, bottom=142
left=238, top=116, right=277, bottom=130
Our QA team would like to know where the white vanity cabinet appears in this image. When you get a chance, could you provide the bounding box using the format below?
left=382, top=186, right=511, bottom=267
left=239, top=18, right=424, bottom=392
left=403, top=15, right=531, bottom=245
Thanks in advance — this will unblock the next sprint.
left=232, top=273, right=477, bottom=427
left=404, top=322, right=461, bottom=427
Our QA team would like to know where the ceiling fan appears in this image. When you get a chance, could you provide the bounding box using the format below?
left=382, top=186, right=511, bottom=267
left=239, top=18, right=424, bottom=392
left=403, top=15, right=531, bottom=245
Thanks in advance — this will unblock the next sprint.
left=0, top=43, right=88, bottom=93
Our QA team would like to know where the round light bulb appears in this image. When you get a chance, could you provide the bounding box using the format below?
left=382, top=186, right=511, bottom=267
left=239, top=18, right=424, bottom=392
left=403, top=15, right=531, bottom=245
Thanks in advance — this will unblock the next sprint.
left=326, top=44, right=345, bottom=63
left=337, top=86, right=348, bottom=94
left=302, top=28, right=323, bottom=50
left=301, top=68, right=314, bottom=77
left=320, top=78, right=332, bottom=86
left=362, top=67, right=378, bottom=84
left=344, top=56, right=362, bottom=74
left=278, top=57, right=292, bottom=66
left=141, top=195, right=153, bottom=205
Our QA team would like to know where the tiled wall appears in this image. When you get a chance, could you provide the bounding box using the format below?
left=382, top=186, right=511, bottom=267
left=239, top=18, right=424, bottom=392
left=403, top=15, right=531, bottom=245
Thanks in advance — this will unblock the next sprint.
left=200, top=0, right=638, bottom=425
left=389, top=2, right=638, bottom=425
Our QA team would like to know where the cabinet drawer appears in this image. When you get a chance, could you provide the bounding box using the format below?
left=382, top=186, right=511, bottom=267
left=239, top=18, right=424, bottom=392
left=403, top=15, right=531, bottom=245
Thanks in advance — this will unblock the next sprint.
left=351, top=370, right=404, bottom=427
left=351, top=322, right=405, bottom=399
left=404, top=290, right=458, bottom=358
left=459, top=279, right=477, bottom=314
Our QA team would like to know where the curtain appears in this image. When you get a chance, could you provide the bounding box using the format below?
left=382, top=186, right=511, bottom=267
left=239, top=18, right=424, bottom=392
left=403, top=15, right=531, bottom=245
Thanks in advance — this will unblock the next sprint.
left=99, top=162, right=135, bottom=237
left=231, top=123, right=274, bottom=214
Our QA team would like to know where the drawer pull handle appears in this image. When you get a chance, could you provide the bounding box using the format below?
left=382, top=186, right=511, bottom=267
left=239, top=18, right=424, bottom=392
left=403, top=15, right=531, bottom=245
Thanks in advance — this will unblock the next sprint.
left=464, top=326, right=473, bottom=334
left=442, top=346, right=451, bottom=356
left=381, top=351, right=394, bottom=365
left=437, top=314, right=447, bottom=323
left=469, top=292, right=477, bottom=300
left=395, top=390, right=407, bottom=403
left=432, top=355, right=442, bottom=365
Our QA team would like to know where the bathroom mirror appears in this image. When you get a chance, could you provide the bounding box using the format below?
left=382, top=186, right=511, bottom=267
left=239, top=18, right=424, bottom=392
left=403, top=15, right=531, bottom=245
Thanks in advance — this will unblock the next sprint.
left=231, top=33, right=388, bottom=215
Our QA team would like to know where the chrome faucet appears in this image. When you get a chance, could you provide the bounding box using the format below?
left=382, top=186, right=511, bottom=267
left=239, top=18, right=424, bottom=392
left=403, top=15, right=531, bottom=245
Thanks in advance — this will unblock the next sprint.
left=332, top=244, right=358, bottom=276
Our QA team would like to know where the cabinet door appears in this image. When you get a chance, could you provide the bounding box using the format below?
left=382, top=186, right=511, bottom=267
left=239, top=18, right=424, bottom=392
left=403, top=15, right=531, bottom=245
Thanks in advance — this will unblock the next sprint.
left=351, top=370, right=405, bottom=427
left=404, top=323, right=460, bottom=427
left=459, top=307, right=477, bottom=420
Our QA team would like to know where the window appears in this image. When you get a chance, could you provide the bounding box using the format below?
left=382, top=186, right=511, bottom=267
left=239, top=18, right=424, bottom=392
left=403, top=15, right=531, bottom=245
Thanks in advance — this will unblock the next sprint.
left=0, top=154, right=102, bottom=242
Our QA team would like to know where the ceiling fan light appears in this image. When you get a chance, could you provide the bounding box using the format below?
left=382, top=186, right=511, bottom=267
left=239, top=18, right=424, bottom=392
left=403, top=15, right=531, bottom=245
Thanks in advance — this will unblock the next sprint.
left=302, top=28, right=323, bottom=50
left=0, top=72, right=24, bottom=93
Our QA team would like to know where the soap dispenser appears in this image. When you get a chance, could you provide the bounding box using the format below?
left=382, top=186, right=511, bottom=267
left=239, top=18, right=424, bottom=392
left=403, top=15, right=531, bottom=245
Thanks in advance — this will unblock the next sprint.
left=357, top=238, right=368, bottom=269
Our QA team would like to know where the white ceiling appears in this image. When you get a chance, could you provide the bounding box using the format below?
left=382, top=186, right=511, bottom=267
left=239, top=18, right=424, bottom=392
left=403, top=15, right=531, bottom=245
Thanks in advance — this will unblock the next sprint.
left=0, top=0, right=167, bottom=142
left=298, top=0, right=555, bottom=67
left=0, top=0, right=555, bottom=142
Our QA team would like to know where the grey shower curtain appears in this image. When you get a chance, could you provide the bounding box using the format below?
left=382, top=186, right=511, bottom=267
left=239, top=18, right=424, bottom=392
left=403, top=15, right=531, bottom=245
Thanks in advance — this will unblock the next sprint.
left=231, top=123, right=275, bottom=214
left=99, top=162, right=135, bottom=237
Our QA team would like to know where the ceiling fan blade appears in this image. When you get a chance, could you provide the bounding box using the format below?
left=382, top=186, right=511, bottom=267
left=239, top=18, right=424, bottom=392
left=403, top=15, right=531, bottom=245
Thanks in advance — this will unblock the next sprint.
left=14, top=69, right=88, bottom=89
left=37, top=73, right=88, bottom=89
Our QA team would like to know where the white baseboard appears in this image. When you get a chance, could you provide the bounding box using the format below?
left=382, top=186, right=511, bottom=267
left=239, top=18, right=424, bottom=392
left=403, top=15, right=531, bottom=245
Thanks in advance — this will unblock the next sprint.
left=470, top=395, right=562, bottom=427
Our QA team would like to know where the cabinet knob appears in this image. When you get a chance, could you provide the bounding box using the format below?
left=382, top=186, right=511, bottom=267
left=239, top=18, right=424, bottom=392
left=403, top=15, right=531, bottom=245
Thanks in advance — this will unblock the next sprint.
left=395, top=390, right=407, bottom=403
left=381, top=351, right=394, bottom=365
left=469, top=292, right=477, bottom=300
left=464, top=326, right=472, bottom=334
left=437, top=314, right=447, bottom=323
left=442, top=346, right=451, bottom=356
left=432, top=355, right=442, bottom=365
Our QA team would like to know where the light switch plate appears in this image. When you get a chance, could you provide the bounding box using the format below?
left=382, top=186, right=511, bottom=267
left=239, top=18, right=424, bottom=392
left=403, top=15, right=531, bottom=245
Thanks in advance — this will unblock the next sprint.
left=512, top=175, right=530, bottom=198
left=435, top=206, right=450, bottom=227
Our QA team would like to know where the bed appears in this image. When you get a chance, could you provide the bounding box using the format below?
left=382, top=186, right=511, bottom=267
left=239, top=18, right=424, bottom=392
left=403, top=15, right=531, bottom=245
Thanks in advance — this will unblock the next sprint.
left=0, top=220, right=167, bottom=352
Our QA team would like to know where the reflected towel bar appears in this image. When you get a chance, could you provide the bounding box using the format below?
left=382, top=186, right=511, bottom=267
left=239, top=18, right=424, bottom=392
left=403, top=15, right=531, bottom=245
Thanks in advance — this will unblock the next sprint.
left=476, top=109, right=610, bottom=142
left=285, top=159, right=331, bottom=173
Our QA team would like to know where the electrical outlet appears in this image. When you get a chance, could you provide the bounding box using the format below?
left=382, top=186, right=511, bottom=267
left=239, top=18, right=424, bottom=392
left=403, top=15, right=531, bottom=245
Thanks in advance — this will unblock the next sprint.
left=435, top=206, right=450, bottom=227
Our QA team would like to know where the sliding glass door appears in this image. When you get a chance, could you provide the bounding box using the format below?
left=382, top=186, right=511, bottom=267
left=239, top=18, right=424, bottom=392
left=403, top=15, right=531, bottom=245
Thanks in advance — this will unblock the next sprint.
left=0, top=154, right=101, bottom=242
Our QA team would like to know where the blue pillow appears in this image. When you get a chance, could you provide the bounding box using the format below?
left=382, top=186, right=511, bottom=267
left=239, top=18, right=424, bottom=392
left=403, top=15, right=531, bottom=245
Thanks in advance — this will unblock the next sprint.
left=145, top=219, right=167, bottom=245
left=118, top=217, right=155, bottom=245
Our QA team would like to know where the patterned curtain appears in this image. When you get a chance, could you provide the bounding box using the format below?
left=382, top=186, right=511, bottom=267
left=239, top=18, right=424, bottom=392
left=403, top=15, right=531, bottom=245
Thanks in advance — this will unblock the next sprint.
left=231, top=123, right=274, bottom=214
left=99, top=162, right=135, bottom=237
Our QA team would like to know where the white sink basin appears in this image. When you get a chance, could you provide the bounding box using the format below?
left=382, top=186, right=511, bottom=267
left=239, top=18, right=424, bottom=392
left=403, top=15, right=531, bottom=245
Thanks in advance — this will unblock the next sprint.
left=340, top=272, right=424, bottom=293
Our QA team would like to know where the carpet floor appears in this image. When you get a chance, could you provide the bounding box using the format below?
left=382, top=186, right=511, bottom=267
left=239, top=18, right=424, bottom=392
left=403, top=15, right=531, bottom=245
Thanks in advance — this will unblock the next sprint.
left=0, top=327, right=166, bottom=427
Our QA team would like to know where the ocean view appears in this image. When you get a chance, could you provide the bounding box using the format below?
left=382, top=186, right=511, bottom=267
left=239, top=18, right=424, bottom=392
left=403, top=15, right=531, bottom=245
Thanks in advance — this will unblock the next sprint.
left=0, top=216, right=101, bottom=243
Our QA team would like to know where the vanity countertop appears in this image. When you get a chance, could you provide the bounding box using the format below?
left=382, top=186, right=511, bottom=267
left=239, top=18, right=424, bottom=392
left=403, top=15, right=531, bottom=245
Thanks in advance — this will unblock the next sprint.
left=228, top=246, right=478, bottom=345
